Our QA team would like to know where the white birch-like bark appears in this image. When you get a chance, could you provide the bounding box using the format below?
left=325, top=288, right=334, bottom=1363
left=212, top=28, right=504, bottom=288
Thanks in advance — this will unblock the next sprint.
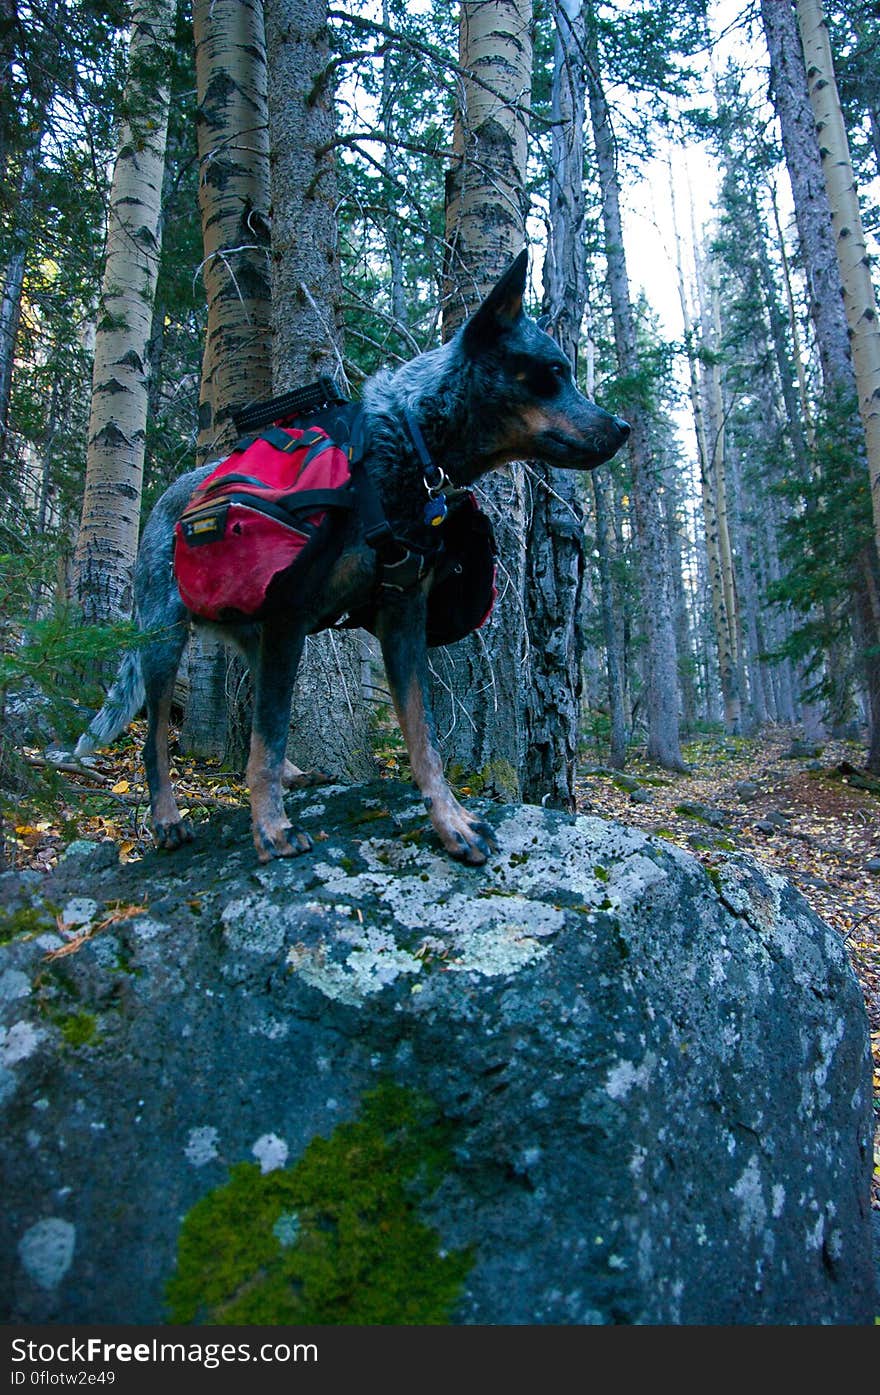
left=796, top=0, right=880, bottom=564
left=763, top=0, right=880, bottom=769
left=434, top=0, right=533, bottom=796
left=72, top=0, right=174, bottom=623
left=193, top=0, right=272, bottom=462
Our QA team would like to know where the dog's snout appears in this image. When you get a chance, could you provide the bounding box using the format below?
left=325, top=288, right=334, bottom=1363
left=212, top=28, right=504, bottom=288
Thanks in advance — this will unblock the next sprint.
left=613, top=415, right=631, bottom=441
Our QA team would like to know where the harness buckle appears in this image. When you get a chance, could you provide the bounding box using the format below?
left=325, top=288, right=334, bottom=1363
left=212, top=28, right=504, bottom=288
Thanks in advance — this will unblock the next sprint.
left=363, top=519, right=395, bottom=549
left=381, top=548, right=432, bottom=593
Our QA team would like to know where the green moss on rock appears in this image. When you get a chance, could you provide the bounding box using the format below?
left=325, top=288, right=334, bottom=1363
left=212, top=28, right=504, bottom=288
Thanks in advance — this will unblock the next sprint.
left=165, top=1083, right=471, bottom=1325
left=478, top=758, right=518, bottom=801
left=0, top=903, right=55, bottom=945
left=56, top=1010, right=99, bottom=1048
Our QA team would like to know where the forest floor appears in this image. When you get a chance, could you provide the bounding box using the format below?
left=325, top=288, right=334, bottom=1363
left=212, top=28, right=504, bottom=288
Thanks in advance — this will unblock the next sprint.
left=6, top=721, right=880, bottom=1210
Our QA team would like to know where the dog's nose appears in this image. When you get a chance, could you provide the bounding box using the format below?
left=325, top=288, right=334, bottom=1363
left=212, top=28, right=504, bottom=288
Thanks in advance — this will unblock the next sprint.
left=613, top=415, right=631, bottom=440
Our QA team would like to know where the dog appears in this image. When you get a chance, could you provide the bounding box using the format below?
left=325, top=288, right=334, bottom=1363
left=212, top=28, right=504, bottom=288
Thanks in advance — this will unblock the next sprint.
left=75, top=251, right=630, bottom=866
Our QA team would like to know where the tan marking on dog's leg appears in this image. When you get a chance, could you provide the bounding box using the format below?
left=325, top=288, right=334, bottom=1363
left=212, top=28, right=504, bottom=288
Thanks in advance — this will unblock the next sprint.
left=395, top=682, right=496, bottom=865
left=281, top=759, right=332, bottom=790
left=248, top=735, right=312, bottom=862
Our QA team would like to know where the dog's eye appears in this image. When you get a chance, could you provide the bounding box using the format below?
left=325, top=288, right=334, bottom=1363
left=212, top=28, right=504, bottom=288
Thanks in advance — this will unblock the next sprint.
left=530, top=362, right=568, bottom=398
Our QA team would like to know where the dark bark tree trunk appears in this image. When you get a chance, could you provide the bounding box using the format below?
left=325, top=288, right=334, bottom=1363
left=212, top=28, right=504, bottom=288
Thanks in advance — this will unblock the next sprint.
left=264, top=0, right=374, bottom=782
left=586, top=11, right=685, bottom=771
left=591, top=467, right=628, bottom=766
left=522, top=0, right=588, bottom=810
left=0, top=145, right=38, bottom=479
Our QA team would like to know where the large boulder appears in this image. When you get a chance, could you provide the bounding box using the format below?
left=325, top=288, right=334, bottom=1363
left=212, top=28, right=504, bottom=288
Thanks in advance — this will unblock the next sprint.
left=0, top=780, right=875, bottom=1325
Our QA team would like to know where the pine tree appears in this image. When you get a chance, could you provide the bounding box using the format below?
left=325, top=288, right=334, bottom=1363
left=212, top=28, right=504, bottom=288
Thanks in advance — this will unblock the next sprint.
left=585, top=2, right=686, bottom=772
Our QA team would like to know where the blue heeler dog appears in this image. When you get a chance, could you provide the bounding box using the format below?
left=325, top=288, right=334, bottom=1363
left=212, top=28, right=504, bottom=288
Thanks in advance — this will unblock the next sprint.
left=76, top=252, right=630, bottom=865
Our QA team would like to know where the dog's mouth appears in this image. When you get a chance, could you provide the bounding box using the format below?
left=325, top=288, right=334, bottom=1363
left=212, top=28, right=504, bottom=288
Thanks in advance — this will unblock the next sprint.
left=540, top=421, right=630, bottom=469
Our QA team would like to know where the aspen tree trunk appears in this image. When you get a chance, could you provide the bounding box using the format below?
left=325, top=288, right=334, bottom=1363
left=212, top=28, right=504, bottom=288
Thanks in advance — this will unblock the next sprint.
left=762, top=0, right=855, bottom=393
left=522, top=0, right=587, bottom=809
left=763, top=0, right=880, bottom=769
left=442, top=0, right=532, bottom=332
left=182, top=0, right=274, bottom=761
left=264, top=0, right=374, bottom=782
left=71, top=0, right=174, bottom=623
left=435, top=0, right=533, bottom=797
left=796, top=0, right=880, bottom=564
left=192, top=0, right=272, bottom=461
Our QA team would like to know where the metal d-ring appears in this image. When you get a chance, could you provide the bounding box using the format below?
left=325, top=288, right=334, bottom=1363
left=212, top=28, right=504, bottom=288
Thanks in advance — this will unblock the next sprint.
left=424, top=465, right=449, bottom=497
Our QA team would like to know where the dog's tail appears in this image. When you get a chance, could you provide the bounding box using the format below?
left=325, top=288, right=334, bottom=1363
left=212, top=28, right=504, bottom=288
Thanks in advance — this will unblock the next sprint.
left=74, top=650, right=145, bottom=758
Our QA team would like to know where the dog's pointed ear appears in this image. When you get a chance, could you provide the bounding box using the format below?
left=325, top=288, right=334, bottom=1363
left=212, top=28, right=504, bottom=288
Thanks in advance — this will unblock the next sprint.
left=461, top=249, right=529, bottom=355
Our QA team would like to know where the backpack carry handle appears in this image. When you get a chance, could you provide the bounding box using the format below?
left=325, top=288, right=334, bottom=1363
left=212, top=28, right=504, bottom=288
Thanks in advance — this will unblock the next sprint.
left=230, top=377, right=347, bottom=435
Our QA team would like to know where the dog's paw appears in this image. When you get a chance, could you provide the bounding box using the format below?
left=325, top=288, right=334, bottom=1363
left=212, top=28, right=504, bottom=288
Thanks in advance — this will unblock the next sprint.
left=254, top=821, right=314, bottom=863
left=281, top=762, right=333, bottom=791
left=154, top=818, right=194, bottom=851
left=431, top=805, right=498, bottom=866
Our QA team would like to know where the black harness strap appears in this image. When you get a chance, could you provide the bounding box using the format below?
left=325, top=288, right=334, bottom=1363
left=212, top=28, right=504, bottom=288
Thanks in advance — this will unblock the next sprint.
left=346, top=418, right=438, bottom=593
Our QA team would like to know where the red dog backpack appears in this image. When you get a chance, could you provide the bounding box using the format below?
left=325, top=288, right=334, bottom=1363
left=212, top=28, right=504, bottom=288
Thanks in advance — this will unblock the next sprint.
left=172, top=410, right=497, bottom=644
left=172, top=426, right=354, bottom=622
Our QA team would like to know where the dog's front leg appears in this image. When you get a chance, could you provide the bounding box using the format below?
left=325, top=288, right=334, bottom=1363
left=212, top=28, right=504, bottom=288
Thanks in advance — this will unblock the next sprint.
left=247, top=616, right=313, bottom=863
left=376, top=595, right=497, bottom=865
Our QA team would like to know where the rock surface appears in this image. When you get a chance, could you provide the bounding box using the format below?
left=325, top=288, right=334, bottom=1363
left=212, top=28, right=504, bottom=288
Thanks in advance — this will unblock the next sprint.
left=0, top=780, right=875, bottom=1325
